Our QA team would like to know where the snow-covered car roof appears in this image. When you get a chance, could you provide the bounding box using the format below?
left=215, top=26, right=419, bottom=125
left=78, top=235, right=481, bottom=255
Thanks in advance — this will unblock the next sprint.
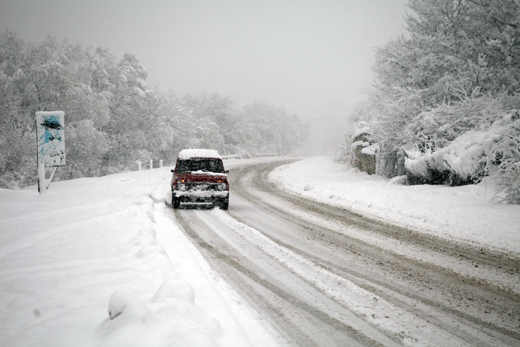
left=178, top=149, right=222, bottom=160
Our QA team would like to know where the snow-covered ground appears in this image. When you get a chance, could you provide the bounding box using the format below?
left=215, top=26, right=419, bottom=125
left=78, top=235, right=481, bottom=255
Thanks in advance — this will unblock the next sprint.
left=270, top=156, right=520, bottom=254
left=1, top=156, right=519, bottom=346
left=0, top=162, right=275, bottom=347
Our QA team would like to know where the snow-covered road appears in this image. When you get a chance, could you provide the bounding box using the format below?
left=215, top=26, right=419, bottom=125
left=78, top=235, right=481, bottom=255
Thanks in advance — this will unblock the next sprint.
left=171, top=159, right=520, bottom=346
left=0, top=157, right=519, bottom=346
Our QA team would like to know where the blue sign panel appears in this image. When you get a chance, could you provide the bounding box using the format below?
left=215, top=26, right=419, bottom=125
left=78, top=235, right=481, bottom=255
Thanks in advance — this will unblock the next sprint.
left=36, top=111, right=65, bottom=167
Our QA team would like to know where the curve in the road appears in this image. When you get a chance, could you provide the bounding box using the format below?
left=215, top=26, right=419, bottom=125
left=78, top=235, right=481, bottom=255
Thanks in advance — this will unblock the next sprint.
left=171, top=159, right=520, bottom=347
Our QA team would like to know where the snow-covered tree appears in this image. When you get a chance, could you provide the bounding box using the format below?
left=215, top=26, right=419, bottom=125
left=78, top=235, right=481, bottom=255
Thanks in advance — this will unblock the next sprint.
left=340, top=0, right=520, bottom=201
left=240, top=101, right=308, bottom=155
left=0, top=31, right=309, bottom=188
left=62, top=119, right=108, bottom=178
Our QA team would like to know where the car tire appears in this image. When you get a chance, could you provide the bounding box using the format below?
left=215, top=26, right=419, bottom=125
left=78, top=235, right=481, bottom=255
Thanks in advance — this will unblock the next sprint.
left=219, top=198, right=229, bottom=210
left=172, top=197, right=180, bottom=209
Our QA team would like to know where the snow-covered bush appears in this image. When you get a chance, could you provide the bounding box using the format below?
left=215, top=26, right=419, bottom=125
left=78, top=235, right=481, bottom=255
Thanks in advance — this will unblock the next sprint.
left=488, top=113, right=520, bottom=203
left=333, top=117, right=371, bottom=164
left=404, top=112, right=520, bottom=192
left=405, top=114, right=516, bottom=185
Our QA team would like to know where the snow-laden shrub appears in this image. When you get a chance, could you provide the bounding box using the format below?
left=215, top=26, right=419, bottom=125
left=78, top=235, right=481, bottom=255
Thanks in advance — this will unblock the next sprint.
left=334, top=123, right=371, bottom=164
left=405, top=113, right=519, bottom=190
left=333, top=143, right=351, bottom=164
left=488, top=114, right=520, bottom=204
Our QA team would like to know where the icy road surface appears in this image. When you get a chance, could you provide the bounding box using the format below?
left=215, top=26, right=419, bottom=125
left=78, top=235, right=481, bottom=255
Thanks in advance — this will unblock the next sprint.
left=172, top=159, right=520, bottom=346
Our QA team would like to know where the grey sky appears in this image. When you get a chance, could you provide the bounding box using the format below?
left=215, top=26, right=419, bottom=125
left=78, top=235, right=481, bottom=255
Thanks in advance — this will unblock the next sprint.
left=1, top=0, right=409, bottom=153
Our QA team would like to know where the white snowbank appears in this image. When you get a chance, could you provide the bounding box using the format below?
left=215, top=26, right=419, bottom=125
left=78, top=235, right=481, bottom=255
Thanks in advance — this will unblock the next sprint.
left=0, top=165, right=274, bottom=347
left=270, top=156, right=520, bottom=253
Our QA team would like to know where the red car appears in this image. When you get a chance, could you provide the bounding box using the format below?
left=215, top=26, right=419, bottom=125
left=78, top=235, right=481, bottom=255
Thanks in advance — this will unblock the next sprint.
left=171, top=149, right=229, bottom=209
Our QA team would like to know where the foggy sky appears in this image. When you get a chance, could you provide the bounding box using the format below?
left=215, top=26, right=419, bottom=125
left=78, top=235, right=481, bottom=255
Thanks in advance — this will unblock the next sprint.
left=0, top=0, right=409, bottom=153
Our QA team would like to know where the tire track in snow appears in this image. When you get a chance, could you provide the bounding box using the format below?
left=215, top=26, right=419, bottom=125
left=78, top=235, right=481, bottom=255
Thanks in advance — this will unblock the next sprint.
left=174, top=208, right=397, bottom=347
left=227, top=159, right=520, bottom=347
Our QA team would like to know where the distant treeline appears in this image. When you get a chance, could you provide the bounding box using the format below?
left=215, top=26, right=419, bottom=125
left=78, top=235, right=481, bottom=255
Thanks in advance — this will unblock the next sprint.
left=0, top=31, right=308, bottom=189
left=338, top=0, right=520, bottom=203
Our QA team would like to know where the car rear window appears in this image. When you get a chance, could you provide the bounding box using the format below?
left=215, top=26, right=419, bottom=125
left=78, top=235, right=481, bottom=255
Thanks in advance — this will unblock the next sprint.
left=176, top=158, right=224, bottom=174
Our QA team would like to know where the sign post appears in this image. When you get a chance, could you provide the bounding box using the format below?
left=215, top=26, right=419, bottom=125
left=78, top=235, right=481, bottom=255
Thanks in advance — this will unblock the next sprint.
left=36, top=111, right=65, bottom=194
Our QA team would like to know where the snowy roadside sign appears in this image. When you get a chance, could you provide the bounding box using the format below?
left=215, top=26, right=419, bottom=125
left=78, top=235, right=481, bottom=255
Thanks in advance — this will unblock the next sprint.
left=36, top=111, right=65, bottom=166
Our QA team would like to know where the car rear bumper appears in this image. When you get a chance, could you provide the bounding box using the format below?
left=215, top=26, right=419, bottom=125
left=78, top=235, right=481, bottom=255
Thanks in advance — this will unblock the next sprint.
left=173, top=190, right=229, bottom=203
